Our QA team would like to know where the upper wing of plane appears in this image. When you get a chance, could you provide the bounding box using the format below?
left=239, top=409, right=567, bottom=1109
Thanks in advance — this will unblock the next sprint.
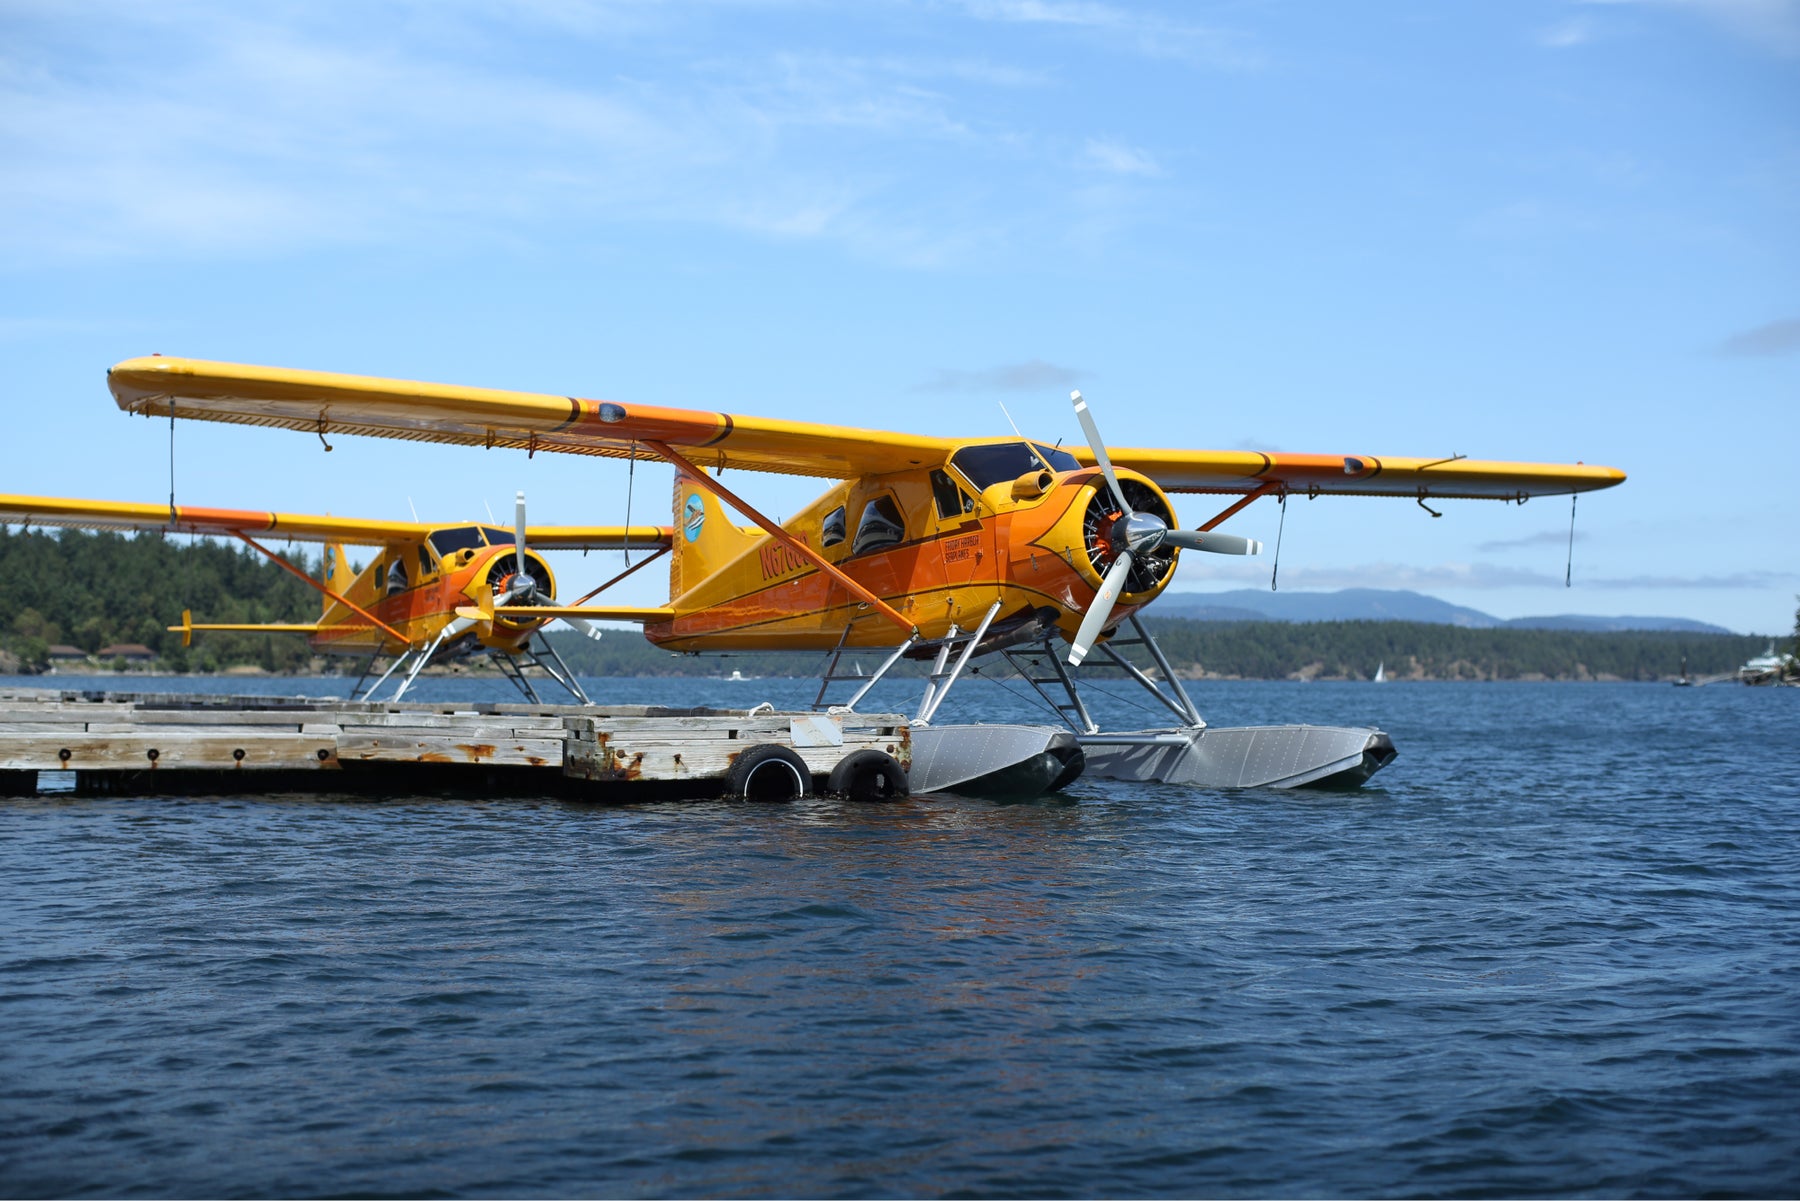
left=1082, top=449, right=1626, bottom=500
left=109, top=356, right=956, bottom=480
left=107, top=357, right=1625, bottom=497
left=0, top=494, right=430, bottom=544
left=0, top=493, right=672, bottom=549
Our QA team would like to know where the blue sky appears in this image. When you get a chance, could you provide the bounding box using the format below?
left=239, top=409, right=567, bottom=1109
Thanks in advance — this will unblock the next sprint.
left=3, top=0, right=1795, bottom=633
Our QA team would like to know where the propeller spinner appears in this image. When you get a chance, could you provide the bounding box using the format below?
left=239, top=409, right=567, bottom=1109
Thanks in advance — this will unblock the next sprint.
left=1066, top=391, right=1262, bottom=667
left=452, top=491, right=602, bottom=642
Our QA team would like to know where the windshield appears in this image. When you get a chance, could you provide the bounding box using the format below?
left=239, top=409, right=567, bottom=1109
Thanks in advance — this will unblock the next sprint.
left=950, top=443, right=1080, bottom=491
left=427, top=526, right=488, bottom=559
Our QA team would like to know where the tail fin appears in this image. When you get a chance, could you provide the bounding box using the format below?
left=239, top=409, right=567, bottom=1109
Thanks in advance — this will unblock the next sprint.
left=669, top=473, right=759, bottom=600
left=325, top=543, right=355, bottom=614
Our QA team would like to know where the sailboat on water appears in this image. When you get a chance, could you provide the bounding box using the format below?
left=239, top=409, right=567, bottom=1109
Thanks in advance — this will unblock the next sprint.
left=1373, top=661, right=1386, bottom=683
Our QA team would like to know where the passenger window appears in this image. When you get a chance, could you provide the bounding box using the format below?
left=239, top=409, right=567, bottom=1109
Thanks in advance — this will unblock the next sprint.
left=820, top=505, right=847, bottom=548
left=930, top=469, right=973, bottom=519
left=852, top=495, right=906, bottom=555
left=387, top=558, right=409, bottom=595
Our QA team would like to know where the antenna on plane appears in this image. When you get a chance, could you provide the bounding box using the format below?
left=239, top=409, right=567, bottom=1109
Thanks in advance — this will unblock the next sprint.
left=997, top=400, right=1055, bottom=474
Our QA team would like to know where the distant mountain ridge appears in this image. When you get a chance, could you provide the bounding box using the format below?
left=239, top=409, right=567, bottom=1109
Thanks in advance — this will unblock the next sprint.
left=1151, top=588, right=1731, bottom=634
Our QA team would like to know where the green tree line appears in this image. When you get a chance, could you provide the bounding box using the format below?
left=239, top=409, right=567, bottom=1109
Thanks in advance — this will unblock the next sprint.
left=1132, top=618, right=1770, bottom=681
left=0, top=526, right=320, bottom=673
left=0, top=527, right=1779, bottom=681
left=544, top=619, right=1774, bottom=682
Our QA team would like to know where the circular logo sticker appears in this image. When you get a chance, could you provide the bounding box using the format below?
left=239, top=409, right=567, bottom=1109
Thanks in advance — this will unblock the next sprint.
left=683, top=493, right=707, bottom=543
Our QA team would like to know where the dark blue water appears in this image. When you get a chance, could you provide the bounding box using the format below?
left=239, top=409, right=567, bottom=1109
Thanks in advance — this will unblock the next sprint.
left=2, top=676, right=1797, bottom=1197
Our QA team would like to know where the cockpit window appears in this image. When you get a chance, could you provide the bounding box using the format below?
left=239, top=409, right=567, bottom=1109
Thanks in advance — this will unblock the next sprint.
left=950, top=443, right=1080, bottom=491
left=428, top=526, right=487, bottom=559
left=930, top=469, right=974, bottom=520
left=852, top=494, right=906, bottom=555
left=480, top=527, right=512, bottom=547
left=820, top=505, right=847, bottom=548
left=386, top=558, right=409, bottom=595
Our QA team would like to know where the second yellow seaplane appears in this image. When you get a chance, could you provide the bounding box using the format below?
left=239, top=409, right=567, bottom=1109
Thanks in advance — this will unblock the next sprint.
left=0, top=491, right=670, bottom=703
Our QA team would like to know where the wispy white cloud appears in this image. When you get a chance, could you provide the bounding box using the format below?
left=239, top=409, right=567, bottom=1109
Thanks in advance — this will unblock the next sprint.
left=1477, top=530, right=1586, bottom=552
left=1537, top=17, right=1599, bottom=47
left=915, top=359, right=1086, bottom=392
left=952, top=0, right=1263, bottom=68
left=1576, top=0, right=1800, bottom=56
left=0, top=4, right=1159, bottom=270
left=1718, top=316, right=1800, bottom=355
left=1082, top=138, right=1160, bottom=176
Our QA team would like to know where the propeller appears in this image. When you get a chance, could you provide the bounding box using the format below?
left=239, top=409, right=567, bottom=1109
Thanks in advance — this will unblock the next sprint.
left=492, top=491, right=602, bottom=640
left=1065, top=390, right=1262, bottom=666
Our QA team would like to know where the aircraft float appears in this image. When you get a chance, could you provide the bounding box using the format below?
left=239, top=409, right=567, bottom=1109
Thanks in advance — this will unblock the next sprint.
left=100, top=354, right=1626, bottom=791
left=0, top=491, right=669, bottom=704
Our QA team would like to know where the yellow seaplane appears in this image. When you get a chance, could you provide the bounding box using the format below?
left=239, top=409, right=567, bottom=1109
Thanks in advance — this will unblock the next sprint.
left=0, top=491, right=669, bottom=703
left=104, top=355, right=1625, bottom=790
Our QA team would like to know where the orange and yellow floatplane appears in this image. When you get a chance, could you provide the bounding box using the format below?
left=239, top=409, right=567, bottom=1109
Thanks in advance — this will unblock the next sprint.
left=91, top=355, right=1624, bottom=791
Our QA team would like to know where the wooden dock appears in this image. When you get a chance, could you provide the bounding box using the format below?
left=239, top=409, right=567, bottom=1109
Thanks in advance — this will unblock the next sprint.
left=0, top=688, right=910, bottom=801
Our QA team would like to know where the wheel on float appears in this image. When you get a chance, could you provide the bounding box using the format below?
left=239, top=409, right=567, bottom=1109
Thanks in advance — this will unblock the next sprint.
left=825, top=749, right=909, bottom=802
left=724, top=744, right=813, bottom=801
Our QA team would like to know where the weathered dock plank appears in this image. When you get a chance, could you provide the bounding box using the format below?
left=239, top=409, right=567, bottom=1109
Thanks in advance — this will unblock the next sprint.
left=0, top=688, right=912, bottom=800
left=0, top=732, right=338, bottom=771
left=336, top=732, right=568, bottom=767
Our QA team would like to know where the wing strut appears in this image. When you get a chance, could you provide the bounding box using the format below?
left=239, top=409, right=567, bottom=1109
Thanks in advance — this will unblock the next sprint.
left=567, top=545, right=669, bottom=606
left=233, top=531, right=409, bottom=644
left=641, top=440, right=917, bottom=638
left=1196, top=480, right=1282, bottom=532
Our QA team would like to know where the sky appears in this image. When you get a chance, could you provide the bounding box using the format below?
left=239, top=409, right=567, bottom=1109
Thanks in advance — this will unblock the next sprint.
left=2, top=0, right=1796, bottom=634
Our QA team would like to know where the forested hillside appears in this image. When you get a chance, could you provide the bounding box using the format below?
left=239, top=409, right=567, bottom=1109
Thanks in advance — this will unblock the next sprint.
left=0, top=527, right=319, bottom=672
left=545, top=620, right=1775, bottom=682
left=1132, top=618, right=1771, bottom=681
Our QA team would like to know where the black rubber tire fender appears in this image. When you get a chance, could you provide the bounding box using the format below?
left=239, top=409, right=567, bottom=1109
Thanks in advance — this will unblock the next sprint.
left=825, top=749, right=910, bottom=802
left=724, top=744, right=813, bottom=801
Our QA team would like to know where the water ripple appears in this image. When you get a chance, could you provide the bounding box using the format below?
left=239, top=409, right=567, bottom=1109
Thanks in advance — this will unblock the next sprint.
left=1, top=679, right=1796, bottom=1197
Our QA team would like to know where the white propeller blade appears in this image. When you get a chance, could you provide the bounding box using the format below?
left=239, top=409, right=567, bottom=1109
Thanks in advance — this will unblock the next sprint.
left=514, top=489, right=528, bottom=569
left=1071, top=390, right=1134, bottom=517
left=1069, top=550, right=1135, bottom=667
left=560, top=617, right=604, bottom=641
left=1160, top=529, right=1263, bottom=556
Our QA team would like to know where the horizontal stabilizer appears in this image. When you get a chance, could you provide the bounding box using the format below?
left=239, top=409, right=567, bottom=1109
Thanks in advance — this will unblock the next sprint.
left=491, top=604, right=675, bottom=624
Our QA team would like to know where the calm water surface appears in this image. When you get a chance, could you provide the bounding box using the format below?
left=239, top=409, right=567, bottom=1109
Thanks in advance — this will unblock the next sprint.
left=1, top=675, right=1797, bottom=1197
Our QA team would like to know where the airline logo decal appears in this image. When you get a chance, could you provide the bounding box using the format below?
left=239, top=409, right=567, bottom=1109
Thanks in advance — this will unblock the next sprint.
left=683, top=493, right=707, bottom=543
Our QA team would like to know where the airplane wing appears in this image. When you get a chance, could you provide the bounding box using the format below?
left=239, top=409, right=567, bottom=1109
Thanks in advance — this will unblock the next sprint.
left=1082, top=449, right=1625, bottom=501
left=108, top=357, right=1624, bottom=497
left=524, top=527, right=673, bottom=550
left=490, top=604, right=676, bottom=623
left=109, top=356, right=955, bottom=480
left=0, top=493, right=673, bottom=550
left=0, top=493, right=433, bottom=544
left=172, top=621, right=327, bottom=635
